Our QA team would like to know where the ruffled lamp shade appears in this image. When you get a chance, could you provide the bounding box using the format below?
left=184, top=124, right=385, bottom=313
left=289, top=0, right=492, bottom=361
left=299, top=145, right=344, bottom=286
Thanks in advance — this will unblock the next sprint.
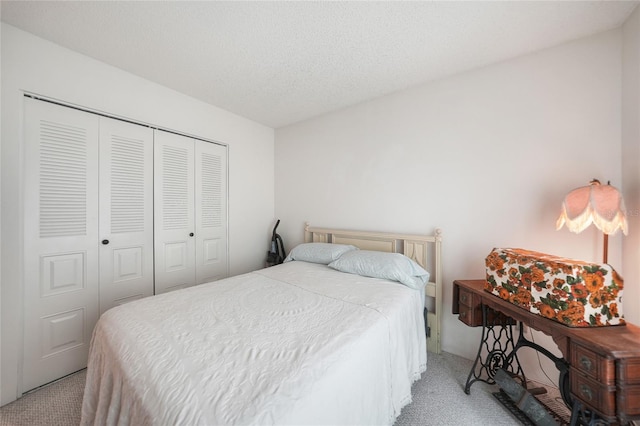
left=556, top=179, right=628, bottom=263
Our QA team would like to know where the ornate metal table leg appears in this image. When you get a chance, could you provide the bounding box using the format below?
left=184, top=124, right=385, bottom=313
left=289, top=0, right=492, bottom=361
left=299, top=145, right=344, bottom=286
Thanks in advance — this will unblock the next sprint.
left=505, top=324, right=572, bottom=407
left=569, top=400, right=606, bottom=426
left=464, top=305, right=525, bottom=394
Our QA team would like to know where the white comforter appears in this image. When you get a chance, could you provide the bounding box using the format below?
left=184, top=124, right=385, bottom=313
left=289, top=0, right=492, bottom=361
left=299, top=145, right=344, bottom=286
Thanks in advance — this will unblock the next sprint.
left=81, top=261, right=427, bottom=425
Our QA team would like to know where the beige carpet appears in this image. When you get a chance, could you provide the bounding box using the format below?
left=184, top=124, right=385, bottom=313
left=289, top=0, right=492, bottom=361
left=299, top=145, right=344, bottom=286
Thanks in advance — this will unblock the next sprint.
left=0, top=352, right=552, bottom=426
left=0, top=370, right=85, bottom=426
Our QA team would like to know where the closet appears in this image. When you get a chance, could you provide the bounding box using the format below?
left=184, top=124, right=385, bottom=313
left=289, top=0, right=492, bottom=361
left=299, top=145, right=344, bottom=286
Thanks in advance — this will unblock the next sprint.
left=154, top=130, right=228, bottom=294
left=22, top=97, right=228, bottom=392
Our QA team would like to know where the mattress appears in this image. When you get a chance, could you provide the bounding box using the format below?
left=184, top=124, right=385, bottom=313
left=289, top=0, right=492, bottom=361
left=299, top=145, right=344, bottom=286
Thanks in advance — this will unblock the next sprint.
left=80, top=261, right=427, bottom=425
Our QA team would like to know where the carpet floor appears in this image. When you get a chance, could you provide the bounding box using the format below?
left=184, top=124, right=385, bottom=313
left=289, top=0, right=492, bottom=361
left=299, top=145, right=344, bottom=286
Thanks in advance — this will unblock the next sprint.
left=0, top=351, right=527, bottom=426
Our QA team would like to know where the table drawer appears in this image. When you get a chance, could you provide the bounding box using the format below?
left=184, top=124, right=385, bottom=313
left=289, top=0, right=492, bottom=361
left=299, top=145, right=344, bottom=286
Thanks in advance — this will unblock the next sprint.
left=618, top=358, right=640, bottom=385
left=570, top=342, right=615, bottom=386
left=458, top=288, right=482, bottom=326
left=459, top=288, right=477, bottom=309
left=458, top=304, right=515, bottom=327
left=617, top=384, right=640, bottom=420
left=617, top=357, right=640, bottom=421
left=570, top=367, right=616, bottom=418
left=459, top=304, right=482, bottom=327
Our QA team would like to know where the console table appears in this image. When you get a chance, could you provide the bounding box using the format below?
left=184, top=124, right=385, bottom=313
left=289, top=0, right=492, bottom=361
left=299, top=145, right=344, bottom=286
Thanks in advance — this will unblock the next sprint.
left=453, top=279, right=640, bottom=425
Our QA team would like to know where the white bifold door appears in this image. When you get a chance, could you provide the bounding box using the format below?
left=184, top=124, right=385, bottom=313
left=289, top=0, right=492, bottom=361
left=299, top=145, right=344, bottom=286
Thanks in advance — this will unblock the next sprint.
left=154, top=130, right=228, bottom=294
left=23, top=98, right=154, bottom=392
left=98, top=118, right=154, bottom=313
left=22, top=99, right=226, bottom=392
left=23, top=98, right=100, bottom=392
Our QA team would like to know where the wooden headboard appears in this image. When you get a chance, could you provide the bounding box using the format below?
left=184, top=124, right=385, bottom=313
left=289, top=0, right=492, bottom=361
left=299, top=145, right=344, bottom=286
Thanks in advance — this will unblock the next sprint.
left=304, top=223, right=442, bottom=354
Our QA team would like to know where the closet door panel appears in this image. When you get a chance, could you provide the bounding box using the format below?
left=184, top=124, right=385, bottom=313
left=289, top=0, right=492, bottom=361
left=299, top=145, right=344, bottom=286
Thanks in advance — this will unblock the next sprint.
left=23, top=98, right=100, bottom=392
left=98, top=118, right=154, bottom=313
left=154, top=130, right=196, bottom=294
left=195, top=141, right=228, bottom=284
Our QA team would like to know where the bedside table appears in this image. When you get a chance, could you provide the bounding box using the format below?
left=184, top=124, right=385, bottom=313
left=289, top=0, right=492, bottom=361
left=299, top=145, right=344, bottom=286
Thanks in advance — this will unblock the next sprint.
left=453, top=279, right=640, bottom=425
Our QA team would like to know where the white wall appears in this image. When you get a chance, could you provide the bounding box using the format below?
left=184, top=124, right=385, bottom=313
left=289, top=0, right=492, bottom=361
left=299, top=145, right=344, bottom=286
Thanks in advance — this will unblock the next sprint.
left=275, top=29, right=624, bottom=385
left=0, top=20, right=3, bottom=409
left=622, top=5, right=640, bottom=325
left=1, top=24, right=275, bottom=404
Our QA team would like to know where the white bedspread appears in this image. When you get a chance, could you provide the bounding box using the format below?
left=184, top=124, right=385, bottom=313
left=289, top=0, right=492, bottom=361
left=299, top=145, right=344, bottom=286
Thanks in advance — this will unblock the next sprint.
left=81, top=261, right=427, bottom=425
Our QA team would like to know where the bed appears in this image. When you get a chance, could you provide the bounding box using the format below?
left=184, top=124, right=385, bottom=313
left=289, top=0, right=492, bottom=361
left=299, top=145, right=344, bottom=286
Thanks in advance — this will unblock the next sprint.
left=81, top=224, right=442, bottom=425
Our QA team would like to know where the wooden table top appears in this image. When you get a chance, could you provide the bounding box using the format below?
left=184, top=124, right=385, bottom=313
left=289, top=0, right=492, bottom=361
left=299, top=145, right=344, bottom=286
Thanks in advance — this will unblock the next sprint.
left=453, top=279, right=640, bottom=360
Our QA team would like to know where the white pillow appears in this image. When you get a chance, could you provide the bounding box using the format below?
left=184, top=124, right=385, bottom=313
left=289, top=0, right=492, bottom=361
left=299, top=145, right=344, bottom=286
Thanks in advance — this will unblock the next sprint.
left=284, top=243, right=358, bottom=265
left=328, top=250, right=430, bottom=290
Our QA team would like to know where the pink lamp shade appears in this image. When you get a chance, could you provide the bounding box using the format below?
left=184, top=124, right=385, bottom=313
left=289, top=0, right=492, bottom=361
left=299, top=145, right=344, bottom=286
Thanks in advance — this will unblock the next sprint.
left=556, top=179, right=628, bottom=264
left=556, top=179, right=628, bottom=236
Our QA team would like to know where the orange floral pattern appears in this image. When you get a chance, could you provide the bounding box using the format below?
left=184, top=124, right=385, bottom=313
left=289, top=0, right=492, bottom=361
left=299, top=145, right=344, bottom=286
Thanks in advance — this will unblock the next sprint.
left=485, top=248, right=625, bottom=327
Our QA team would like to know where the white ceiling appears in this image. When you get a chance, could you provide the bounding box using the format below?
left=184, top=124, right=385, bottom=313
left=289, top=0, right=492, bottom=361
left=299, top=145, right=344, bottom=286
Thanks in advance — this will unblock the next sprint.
left=1, top=1, right=638, bottom=128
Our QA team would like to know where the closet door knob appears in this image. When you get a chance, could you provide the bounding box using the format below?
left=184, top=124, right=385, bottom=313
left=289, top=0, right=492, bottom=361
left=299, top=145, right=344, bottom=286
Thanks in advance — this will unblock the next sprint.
left=102, top=239, right=109, bottom=245
left=189, top=233, right=194, bottom=237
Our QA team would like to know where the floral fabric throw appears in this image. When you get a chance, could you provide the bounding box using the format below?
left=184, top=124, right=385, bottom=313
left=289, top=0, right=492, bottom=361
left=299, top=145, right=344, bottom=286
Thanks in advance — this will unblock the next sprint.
left=485, top=248, right=624, bottom=327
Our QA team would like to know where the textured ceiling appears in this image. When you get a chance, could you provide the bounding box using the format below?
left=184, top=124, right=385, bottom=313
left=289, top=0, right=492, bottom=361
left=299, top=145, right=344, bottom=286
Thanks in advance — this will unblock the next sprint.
left=1, top=1, right=638, bottom=128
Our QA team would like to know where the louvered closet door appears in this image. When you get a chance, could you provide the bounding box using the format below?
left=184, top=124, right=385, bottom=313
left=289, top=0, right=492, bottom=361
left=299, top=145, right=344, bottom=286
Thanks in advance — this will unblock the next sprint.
left=23, top=98, right=100, bottom=392
left=154, top=130, right=196, bottom=294
left=99, top=118, right=154, bottom=313
left=195, top=140, right=228, bottom=283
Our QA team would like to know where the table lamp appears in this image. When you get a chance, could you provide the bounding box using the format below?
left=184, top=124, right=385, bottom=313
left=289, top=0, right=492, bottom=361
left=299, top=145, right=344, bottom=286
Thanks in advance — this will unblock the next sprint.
left=556, top=179, right=628, bottom=264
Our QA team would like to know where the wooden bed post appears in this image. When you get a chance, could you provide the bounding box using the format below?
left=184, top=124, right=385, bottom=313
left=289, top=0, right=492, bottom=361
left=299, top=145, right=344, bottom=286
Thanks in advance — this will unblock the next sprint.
left=428, top=228, right=443, bottom=354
